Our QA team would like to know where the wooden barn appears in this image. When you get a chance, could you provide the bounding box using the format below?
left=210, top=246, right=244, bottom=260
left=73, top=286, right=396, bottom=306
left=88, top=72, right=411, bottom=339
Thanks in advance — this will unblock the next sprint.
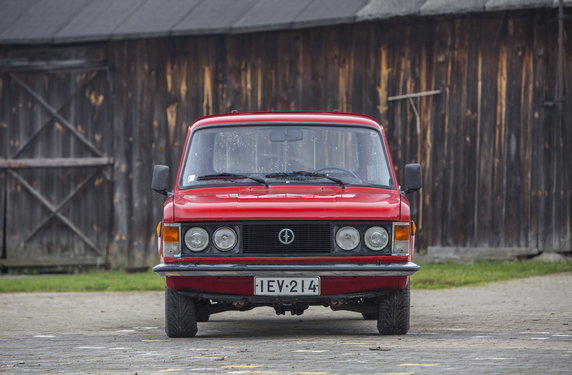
left=0, top=0, right=570, bottom=269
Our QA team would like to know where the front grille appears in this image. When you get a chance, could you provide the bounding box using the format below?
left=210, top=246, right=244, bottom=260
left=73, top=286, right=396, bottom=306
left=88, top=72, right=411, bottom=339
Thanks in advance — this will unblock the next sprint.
left=242, top=223, right=331, bottom=255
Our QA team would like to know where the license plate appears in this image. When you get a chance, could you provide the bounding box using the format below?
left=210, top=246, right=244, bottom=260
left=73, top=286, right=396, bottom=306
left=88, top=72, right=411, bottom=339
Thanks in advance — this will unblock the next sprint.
left=254, top=277, right=320, bottom=296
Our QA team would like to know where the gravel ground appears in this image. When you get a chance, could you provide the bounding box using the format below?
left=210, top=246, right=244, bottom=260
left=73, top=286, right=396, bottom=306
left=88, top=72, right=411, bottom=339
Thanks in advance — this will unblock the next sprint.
left=1, top=273, right=571, bottom=374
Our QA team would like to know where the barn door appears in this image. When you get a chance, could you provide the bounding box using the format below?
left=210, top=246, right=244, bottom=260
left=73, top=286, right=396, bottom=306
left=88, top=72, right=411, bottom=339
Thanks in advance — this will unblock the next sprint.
left=0, top=60, right=113, bottom=269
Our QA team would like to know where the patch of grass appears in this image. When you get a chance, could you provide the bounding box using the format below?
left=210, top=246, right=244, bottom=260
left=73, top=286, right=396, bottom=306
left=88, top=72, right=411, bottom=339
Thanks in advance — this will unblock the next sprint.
left=411, top=260, right=572, bottom=289
left=0, top=270, right=164, bottom=293
left=0, top=260, right=571, bottom=293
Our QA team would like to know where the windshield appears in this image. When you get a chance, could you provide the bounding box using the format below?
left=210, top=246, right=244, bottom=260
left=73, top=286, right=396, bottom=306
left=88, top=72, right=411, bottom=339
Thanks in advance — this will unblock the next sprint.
left=179, top=124, right=393, bottom=189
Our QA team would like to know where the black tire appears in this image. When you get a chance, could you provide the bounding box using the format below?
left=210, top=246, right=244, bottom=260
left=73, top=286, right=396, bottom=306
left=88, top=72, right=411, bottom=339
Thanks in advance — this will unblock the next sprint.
left=165, top=288, right=198, bottom=337
left=377, top=284, right=410, bottom=335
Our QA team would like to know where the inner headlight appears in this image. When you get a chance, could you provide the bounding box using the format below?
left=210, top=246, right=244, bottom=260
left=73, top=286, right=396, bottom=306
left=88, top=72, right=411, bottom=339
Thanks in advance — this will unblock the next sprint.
left=213, top=227, right=237, bottom=251
left=336, top=226, right=360, bottom=251
left=184, top=227, right=209, bottom=252
left=364, top=226, right=389, bottom=251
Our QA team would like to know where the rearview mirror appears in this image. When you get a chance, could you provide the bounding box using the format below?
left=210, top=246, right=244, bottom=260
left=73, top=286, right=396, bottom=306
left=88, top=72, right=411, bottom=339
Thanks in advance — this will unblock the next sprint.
left=152, top=165, right=171, bottom=196
left=270, top=128, right=303, bottom=142
left=403, top=163, right=422, bottom=194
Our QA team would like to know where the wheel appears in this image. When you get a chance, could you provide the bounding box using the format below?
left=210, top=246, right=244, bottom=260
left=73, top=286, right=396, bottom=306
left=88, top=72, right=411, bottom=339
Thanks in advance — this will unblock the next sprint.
left=165, top=288, right=198, bottom=337
left=377, top=284, right=410, bottom=335
left=314, top=166, right=360, bottom=179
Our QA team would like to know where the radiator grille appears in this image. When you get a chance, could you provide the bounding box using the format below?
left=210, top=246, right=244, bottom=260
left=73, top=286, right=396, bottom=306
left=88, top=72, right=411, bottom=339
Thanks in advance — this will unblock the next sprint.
left=242, top=223, right=331, bottom=255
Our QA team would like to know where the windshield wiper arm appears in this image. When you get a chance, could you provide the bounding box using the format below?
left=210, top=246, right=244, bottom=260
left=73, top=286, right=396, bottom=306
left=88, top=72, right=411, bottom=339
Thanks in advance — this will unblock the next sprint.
left=196, top=173, right=269, bottom=188
left=265, top=170, right=346, bottom=189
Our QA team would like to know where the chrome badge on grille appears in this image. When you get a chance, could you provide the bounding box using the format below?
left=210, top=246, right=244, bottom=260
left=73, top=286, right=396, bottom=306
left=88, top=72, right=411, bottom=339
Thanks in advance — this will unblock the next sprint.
left=278, top=228, right=295, bottom=245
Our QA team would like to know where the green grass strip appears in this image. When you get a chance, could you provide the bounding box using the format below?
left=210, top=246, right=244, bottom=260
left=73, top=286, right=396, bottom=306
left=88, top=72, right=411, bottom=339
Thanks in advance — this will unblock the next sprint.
left=0, top=270, right=164, bottom=293
left=0, top=260, right=571, bottom=293
left=412, top=260, right=572, bottom=289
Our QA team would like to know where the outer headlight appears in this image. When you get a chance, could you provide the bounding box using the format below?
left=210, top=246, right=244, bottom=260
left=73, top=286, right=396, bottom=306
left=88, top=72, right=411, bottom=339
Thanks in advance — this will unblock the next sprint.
left=213, top=227, right=237, bottom=251
left=336, top=226, right=360, bottom=251
left=364, top=226, right=389, bottom=251
left=184, top=227, right=209, bottom=252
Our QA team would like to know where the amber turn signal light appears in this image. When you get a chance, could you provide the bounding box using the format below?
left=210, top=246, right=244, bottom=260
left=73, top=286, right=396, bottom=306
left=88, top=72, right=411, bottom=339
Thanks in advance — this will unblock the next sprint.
left=163, top=225, right=179, bottom=243
left=394, top=224, right=411, bottom=241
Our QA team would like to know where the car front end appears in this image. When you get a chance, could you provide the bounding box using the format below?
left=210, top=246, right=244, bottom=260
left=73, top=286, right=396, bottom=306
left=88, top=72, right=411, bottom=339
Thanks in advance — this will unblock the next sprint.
left=152, top=112, right=421, bottom=337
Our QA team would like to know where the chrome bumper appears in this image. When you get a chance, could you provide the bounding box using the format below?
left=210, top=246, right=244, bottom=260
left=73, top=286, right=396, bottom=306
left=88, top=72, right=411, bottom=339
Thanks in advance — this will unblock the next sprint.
left=153, top=262, right=420, bottom=277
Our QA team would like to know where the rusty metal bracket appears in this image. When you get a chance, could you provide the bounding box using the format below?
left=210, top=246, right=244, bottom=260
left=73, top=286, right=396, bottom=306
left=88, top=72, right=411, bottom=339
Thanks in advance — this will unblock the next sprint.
left=387, top=89, right=441, bottom=137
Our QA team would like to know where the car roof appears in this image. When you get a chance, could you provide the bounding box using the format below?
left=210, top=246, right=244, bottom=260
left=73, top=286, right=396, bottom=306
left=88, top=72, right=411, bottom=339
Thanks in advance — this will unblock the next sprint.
left=190, top=111, right=381, bottom=130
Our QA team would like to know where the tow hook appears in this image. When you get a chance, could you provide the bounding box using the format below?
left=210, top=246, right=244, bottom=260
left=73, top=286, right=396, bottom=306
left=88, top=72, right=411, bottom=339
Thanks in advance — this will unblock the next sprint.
left=232, top=298, right=248, bottom=308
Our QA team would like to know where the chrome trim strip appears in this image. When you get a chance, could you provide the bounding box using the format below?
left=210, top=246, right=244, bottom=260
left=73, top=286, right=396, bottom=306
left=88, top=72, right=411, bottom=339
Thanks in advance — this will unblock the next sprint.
left=153, top=262, right=420, bottom=277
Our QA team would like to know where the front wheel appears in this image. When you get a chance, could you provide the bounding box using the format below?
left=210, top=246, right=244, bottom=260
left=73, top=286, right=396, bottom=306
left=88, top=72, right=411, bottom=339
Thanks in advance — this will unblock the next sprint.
left=377, top=284, right=410, bottom=335
left=165, top=288, right=198, bottom=337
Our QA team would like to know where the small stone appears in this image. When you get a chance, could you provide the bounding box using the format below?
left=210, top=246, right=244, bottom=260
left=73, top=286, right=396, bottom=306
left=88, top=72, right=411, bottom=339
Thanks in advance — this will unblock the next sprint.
left=533, top=252, right=570, bottom=263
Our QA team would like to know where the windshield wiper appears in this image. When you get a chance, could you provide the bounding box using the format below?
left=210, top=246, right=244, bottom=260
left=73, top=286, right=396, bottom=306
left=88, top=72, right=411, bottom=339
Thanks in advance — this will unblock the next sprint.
left=265, top=170, right=346, bottom=189
left=196, top=173, right=269, bottom=188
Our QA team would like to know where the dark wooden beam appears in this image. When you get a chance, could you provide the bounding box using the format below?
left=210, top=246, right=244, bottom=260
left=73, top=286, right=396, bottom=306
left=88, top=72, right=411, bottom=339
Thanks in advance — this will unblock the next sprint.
left=0, top=157, right=113, bottom=169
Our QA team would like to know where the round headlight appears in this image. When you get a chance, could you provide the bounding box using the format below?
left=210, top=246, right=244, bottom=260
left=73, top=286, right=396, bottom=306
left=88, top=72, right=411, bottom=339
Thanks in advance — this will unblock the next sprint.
left=213, top=227, right=237, bottom=251
left=364, top=226, right=389, bottom=251
left=184, top=227, right=209, bottom=252
left=336, top=226, right=360, bottom=251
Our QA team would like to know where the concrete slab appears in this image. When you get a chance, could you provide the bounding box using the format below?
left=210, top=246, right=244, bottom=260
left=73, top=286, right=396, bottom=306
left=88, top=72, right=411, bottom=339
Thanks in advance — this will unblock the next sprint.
left=424, top=246, right=540, bottom=263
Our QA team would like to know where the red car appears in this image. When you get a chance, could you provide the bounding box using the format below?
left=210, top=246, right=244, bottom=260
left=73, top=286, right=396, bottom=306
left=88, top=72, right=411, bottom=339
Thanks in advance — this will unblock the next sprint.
left=152, top=112, right=421, bottom=337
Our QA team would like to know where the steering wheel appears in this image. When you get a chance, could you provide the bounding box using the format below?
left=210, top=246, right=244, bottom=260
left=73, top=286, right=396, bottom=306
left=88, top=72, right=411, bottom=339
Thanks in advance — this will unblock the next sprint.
left=314, top=166, right=360, bottom=180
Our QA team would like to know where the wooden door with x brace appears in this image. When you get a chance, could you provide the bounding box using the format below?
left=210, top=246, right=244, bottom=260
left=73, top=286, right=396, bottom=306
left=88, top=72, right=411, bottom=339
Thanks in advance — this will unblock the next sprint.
left=0, top=60, right=113, bottom=269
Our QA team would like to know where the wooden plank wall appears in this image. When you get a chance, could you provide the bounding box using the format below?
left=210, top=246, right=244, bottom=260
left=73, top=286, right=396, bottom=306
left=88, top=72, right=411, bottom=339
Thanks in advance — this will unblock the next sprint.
left=103, top=9, right=571, bottom=266
left=104, top=9, right=571, bottom=266
left=2, top=9, right=569, bottom=267
left=0, top=47, right=114, bottom=267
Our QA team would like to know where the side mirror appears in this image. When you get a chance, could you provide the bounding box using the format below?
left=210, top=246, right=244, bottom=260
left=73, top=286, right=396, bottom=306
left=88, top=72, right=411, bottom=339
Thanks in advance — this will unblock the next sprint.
left=152, top=165, right=171, bottom=196
left=403, top=163, right=422, bottom=194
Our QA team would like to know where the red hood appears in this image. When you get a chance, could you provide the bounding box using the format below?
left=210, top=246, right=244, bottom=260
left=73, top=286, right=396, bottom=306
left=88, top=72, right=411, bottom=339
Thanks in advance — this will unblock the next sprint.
left=172, top=186, right=402, bottom=221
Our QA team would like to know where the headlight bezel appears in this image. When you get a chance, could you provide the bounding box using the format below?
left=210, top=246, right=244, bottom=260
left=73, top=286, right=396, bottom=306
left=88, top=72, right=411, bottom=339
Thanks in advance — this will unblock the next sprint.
left=184, top=226, right=210, bottom=252
left=335, top=226, right=361, bottom=251
left=173, top=221, right=403, bottom=256
left=179, top=223, right=241, bottom=255
left=213, top=226, right=238, bottom=251
left=332, top=222, right=395, bottom=254
left=364, top=226, right=390, bottom=251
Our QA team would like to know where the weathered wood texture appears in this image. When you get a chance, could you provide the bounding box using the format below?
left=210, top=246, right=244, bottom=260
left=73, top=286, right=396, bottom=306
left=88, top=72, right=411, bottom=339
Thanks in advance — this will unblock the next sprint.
left=1, top=9, right=570, bottom=267
left=0, top=47, right=113, bottom=268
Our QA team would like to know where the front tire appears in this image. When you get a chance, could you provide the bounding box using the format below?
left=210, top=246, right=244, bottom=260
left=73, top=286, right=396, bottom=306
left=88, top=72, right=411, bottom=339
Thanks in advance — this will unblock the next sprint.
left=377, top=284, right=410, bottom=335
left=165, top=288, right=198, bottom=337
